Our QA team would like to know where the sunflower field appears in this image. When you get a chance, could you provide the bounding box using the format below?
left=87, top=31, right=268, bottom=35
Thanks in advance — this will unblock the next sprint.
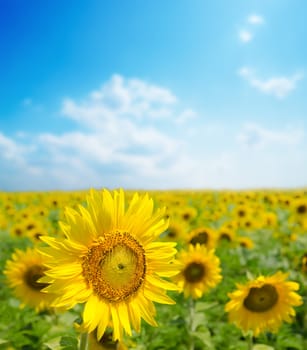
left=0, top=188, right=306, bottom=350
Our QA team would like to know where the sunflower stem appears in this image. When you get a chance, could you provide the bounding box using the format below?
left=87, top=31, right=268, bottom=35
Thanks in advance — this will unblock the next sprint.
left=246, top=332, right=253, bottom=350
left=79, top=332, right=88, bottom=350
left=188, top=297, right=195, bottom=350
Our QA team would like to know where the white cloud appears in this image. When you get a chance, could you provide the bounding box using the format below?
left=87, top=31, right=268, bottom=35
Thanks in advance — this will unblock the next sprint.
left=238, top=14, right=263, bottom=43
left=239, top=30, right=253, bottom=43
left=237, top=123, right=304, bottom=149
left=247, top=14, right=264, bottom=25
left=1, top=75, right=306, bottom=191
left=61, top=75, right=183, bottom=134
left=90, top=74, right=177, bottom=105
left=0, top=132, right=30, bottom=162
left=0, top=133, right=42, bottom=188
left=238, top=67, right=304, bottom=98
left=75, top=74, right=178, bottom=122
left=175, top=109, right=198, bottom=125
left=0, top=75, right=193, bottom=190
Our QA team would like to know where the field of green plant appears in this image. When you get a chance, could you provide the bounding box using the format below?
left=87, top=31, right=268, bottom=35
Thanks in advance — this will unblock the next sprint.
left=0, top=188, right=306, bottom=350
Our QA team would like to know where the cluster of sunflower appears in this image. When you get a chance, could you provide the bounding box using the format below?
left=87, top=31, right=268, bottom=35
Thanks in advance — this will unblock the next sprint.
left=1, top=188, right=307, bottom=349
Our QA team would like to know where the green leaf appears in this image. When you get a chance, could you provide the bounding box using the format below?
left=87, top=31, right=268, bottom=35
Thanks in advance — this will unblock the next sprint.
left=195, top=301, right=218, bottom=312
left=0, top=339, right=9, bottom=345
left=191, top=329, right=214, bottom=349
left=43, top=336, right=62, bottom=350
left=191, top=311, right=207, bottom=330
left=252, top=345, right=274, bottom=350
left=60, top=335, right=78, bottom=349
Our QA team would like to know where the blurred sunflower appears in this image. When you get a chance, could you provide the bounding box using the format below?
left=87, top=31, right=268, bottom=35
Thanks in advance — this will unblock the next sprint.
left=301, top=253, right=307, bottom=274
left=225, top=271, right=303, bottom=336
left=187, top=226, right=217, bottom=250
left=178, top=206, right=198, bottom=222
left=23, top=216, right=48, bottom=241
left=87, top=328, right=128, bottom=350
left=160, top=220, right=187, bottom=243
left=10, top=222, right=26, bottom=238
left=4, top=248, right=55, bottom=311
left=173, top=244, right=222, bottom=299
left=261, top=211, right=278, bottom=228
left=239, top=215, right=261, bottom=231
left=291, top=197, right=307, bottom=222
left=237, top=236, right=254, bottom=249
left=0, top=212, right=8, bottom=230
left=39, top=189, right=180, bottom=341
left=217, top=226, right=236, bottom=243
left=22, top=217, right=49, bottom=243
left=233, top=204, right=251, bottom=219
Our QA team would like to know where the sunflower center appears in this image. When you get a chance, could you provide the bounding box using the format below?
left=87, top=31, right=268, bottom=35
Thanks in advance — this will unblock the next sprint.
left=167, top=230, right=177, bottom=238
left=238, top=210, right=245, bottom=217
left=183, top=262, right=205, bottom=283
left=24, top=265, right=49, bottom=291
left=183, top=213, right=191, bottom=220
left=82, top=231, right=146, bottom=302
left=243, top=284, right=278, bottom=312
left=190, top=232, right=208, bottom=245
left=220, top=233, right=231, bottom=241
left=297, top=204, right=307, bottom=214
left=14, top=228, right=22, bottom=236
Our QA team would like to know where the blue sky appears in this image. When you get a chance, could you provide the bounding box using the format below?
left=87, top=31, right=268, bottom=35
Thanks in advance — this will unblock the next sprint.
left=1, top=0, right=306, bottom=191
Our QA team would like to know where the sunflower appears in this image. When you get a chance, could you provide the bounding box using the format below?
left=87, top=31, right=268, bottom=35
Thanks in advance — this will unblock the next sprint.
left=9, top=222, right=25, bottom=238
left=0, top=212, right=8, bottom=230
left=233, top=204, right=251, bottom=219
left=160, top=220, right=187, bottom=243
left=217, top=226, right=236, bottom=243
left=173, top=244, right=222, bottom=299
left=4, top=248, right=55, bottom=311
left=178, top=206, right=198, bottom=222
left=87, top=328, right=128, bottom=350
left=225, top=271, right=303, bottom=336
left=39, top=189, right=180, bottom=341
left=261, top=211, right=278, bottom=228
left=186, top=226, right=217, bottom=250
left=301, top=253, right=307, bottom=274
left=291, top=197, right=307, bottom=218
left=236, top=236, right=254, bottom=249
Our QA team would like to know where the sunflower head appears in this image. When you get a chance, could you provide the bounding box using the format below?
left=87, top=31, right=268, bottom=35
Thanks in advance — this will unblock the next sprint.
left=302, top=253, right=307, bottom=274
left=187, top=226, right=217, bottom=250
left=10, top=222, right=25, bottom=238
left=178, top=206, right=198, bottom=222
left=225, top=271, right=303, bottom=336
left=4, top=248, right=55, bottom=311
left=173, top=244, right=222, bottom=299
left=290, top=198, right=307, bottom=225
left=160, top=220, right=187, bottom=243
left=87, top=328, right=128, bottom=350
left=39, top=189, right=180, bottom=341
left=217, top=226, right=236, bottom=244
left=237, top=236, right=254, bottom=249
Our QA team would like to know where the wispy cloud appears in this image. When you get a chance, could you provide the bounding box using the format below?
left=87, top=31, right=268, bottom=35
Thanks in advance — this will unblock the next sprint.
left=237, top=123, right=304, bottom=149
left=238, top=67, right=304, bottom=98
left=175, top=109, right=198, bottom=125
left=247, top=14, right=264, bottom=25
left=0, top=132, right=30, bottom=162
left=238, top=13, right=264, bottom=43
left=239, top=30, right=253, bottom=43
